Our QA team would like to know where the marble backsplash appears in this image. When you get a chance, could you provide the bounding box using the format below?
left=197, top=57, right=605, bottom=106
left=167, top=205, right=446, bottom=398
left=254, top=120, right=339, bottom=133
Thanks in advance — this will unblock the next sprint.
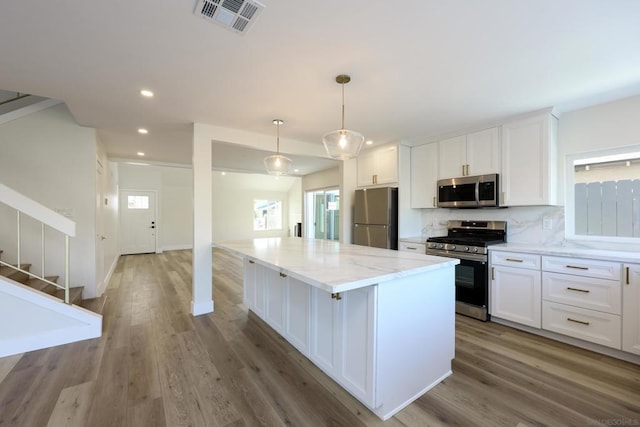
left=420, top=206, right=639, bottom=252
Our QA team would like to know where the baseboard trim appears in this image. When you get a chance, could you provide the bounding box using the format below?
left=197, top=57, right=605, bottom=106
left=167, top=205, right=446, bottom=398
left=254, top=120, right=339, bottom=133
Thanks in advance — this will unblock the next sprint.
left=161, top=244, right=193, bottom=252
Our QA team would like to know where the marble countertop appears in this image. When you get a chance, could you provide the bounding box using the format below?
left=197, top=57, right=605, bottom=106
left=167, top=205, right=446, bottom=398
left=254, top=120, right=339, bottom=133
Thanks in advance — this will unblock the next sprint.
left=489, top=243, right=640, bottom=263
left=399, top=236, right=426, bottom=244
left=215, top=237, right=458, bottom=293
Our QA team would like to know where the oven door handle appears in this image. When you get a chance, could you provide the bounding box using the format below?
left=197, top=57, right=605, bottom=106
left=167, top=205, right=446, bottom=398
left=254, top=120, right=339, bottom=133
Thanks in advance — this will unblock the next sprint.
left=425, top=250, right=487, bottom=263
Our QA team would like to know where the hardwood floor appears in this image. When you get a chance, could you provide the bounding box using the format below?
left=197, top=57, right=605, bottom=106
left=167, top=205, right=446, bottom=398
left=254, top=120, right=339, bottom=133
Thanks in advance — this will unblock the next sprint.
left=0, top=249, right=638, bottom=426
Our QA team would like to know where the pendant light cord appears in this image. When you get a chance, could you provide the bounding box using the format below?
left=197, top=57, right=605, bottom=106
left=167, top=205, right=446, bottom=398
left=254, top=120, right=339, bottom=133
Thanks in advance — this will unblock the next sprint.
left=341, top=83, right=345, bottom=131
left=276, top=121, right=280, bottom=154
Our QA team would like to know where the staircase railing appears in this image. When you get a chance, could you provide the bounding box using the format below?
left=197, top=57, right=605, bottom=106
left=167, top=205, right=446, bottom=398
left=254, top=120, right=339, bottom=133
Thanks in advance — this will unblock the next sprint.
left=0, top=183, right=76, bottom=303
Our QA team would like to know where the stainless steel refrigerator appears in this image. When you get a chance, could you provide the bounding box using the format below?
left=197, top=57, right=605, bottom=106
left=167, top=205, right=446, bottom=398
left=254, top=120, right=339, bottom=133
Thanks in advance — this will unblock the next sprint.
left=353, top=187, right=398, bottom=250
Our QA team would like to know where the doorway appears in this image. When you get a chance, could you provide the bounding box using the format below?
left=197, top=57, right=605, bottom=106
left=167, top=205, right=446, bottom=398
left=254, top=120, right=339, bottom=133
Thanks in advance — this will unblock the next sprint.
left=119, top=190, right=157, bottom=255
left=305, top=188, right=339, bottom=241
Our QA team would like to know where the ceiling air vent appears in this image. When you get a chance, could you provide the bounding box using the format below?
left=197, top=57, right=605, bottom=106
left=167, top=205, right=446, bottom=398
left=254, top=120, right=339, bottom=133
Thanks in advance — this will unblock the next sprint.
left=194, top=0, right=265, bottom=35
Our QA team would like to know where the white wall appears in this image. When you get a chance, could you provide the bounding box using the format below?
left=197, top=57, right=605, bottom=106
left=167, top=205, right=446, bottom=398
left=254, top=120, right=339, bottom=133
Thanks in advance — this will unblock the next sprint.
left=0, top=103, right=98, bottom=296
left=212, top=171, right=299, bottom=242
left=118, top=163, right=193, bottom=251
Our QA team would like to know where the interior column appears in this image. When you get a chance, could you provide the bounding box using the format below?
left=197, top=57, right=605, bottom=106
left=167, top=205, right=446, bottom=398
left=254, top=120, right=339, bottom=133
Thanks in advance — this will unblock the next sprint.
left=191, top=123, right=214, bottom=315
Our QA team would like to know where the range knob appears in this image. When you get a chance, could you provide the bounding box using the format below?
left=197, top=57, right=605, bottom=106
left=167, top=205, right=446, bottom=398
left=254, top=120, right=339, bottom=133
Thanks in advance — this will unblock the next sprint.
left=438, top=244, right=445, bottom=249
left=473, top=247, right=479, bottom=253
left=450, top=245, right=456, bottom=251
left=464, top=246, right=470, bottom=252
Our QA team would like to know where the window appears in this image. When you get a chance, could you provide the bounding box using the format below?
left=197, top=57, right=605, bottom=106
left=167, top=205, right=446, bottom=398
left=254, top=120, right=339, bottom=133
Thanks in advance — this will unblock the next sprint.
left=253, top=200, right=282, bottom=231
left=127, top=195, right=149, bottom=209
left=566, top=145, right=640, bottom=241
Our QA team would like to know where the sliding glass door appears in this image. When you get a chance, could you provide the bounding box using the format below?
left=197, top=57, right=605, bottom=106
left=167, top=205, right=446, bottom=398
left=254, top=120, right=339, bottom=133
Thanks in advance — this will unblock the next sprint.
left=305, top=188, right=340, bottom=241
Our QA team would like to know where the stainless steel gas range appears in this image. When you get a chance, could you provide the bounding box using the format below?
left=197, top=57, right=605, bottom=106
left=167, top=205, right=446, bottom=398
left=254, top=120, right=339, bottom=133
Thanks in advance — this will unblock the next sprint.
left=426, top=220, right=507, bottom=321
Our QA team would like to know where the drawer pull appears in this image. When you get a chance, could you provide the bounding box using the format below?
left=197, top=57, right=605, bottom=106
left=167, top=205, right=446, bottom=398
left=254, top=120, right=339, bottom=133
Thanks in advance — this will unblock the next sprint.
left=566, top=265, right=588, bottom=270
left=249, top=260, right=255, bottom=264
left=566, top=287, right=590, bottom=293
left=506, top=258, right=523, bottom=263
left=405, top=246, right=417, bottom=250
left=279, top=272, right=287, bottom=278
left=567, top=317, right=590, bottom=326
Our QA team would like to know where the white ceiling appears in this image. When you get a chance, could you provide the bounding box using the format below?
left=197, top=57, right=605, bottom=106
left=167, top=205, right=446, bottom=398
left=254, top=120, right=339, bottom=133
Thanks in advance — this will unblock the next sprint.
left=1, top=1, right=639, bottom=174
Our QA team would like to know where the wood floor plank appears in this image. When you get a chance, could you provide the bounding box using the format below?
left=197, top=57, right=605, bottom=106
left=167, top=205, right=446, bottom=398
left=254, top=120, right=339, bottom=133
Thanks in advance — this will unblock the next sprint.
left=1, top=248, right=638, bottom=427
left=46, top=381, right=95, bottom=427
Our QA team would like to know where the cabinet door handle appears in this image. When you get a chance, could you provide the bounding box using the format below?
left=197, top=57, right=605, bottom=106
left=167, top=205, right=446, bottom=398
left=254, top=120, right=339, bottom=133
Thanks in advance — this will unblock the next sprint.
left=248, top=260, right=255, bottom=264
left=566, top=265, right=588, bottom=270
left=506, top=258, right=524, bottom=263
left=433, top=196, right=436, bottom=207
left=331, top=292, right=342, bottom=301
left=567, top=287, right=590, bottom=293
left=462, top=165, right=466, bottom=176
left=567, top=317, right=590, bottom=326
left=501, top=191, right=505, bottom=205
left=626, top=267, right=630, bottom=285
left=466, top=164, right=470, bottom=176
left=491, top=267, right=495, bottom=280
left=279, top=272, right=287, bottom=278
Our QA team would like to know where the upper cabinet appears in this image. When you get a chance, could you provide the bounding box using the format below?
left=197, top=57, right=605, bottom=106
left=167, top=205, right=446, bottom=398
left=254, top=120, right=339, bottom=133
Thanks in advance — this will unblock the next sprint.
left=410, top=142, right=438, bottom=208
left=501, top=112, right=558, bottom=206
left=357, top=144, right=398, bottom=187
left=438, top=127, right=501, bottom=179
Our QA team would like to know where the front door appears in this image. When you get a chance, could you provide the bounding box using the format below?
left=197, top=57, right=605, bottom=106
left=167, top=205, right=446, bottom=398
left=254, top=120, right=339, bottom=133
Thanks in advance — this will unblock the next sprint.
left=120, top=190, right=157, bottom=255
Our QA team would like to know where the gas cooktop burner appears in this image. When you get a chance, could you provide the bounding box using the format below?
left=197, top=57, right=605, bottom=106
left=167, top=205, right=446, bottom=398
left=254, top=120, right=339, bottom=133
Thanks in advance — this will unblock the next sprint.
left=426, top=220, right=507, bottom=256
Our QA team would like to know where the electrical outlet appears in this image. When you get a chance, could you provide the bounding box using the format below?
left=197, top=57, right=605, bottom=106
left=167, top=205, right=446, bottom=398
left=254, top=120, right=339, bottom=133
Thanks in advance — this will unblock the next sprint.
left=543, top=217, right=553, bottom=230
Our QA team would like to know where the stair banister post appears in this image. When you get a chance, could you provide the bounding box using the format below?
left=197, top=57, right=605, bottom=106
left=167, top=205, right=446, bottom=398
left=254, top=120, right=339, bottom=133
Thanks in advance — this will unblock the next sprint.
left=41, top=222, right=45, bottom=278
left=64, top=235, right=69, bottom=304
left=16, top=211, right=21, bottom=268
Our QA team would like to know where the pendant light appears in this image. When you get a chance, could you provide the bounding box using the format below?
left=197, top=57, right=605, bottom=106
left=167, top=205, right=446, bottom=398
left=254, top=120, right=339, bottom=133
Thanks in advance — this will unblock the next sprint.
left=264, top=119, right=292, bottom=175
left=322, top=74, right=365, bottom=160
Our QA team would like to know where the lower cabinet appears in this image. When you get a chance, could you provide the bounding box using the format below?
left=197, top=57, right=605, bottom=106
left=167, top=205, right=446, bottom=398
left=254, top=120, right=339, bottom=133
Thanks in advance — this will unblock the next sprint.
left=285, top=277, right=311, bottom=355
left=490, top=252, right=542, bottom=328
left=623, top=264, right=640, bottom=355
left=309, top=286, right=376, bottom=407
left=245, top=261, right=377, bottom=407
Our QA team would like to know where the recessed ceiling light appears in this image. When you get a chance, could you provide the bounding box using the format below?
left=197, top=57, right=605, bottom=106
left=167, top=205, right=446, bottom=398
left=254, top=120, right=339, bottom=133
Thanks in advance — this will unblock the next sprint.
left=140, top=90, right=154, bottom=98
left=221, top=171, right=226, bottom=176
left=294, top=169, right=300, bottom=172
left=365, top=140, right=373, bottom=145
left=138, top=128, right=148, bottom=134
left=137, top=152, right=145, bottom=156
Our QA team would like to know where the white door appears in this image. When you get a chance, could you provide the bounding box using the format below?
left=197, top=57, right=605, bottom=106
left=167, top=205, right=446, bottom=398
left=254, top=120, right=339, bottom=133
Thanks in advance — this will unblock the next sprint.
left=120, top=190, right=157, bottom=255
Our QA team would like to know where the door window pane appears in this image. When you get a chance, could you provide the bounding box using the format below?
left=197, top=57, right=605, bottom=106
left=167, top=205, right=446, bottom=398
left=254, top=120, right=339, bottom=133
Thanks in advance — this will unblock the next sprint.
left=127, top=195, right=149, bottom=209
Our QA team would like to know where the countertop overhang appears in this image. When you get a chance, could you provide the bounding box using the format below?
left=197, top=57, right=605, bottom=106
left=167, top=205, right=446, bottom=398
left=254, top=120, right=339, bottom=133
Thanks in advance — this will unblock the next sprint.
left=215, top=237, right=459, bottom=293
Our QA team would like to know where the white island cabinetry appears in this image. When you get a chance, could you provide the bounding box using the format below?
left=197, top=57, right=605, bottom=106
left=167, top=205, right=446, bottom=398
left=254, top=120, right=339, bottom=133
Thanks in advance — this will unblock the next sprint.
left=220, top=238, right=457, bottom=420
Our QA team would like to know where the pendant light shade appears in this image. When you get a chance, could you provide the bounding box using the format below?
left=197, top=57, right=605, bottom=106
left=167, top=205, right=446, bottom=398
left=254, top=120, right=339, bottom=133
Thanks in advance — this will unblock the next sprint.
left=322, top=74, right=364, bottom=160
left=264, top=119, right=292, bottom=176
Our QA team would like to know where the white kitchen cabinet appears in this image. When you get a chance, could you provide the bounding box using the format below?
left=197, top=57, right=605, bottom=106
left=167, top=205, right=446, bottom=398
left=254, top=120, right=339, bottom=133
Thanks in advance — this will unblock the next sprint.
left=438, top=127, right=500, bottom=179
left=265, top=268, right=287, bottom=334
left=501, top=112, right=558, bottom=206
left=490, top=255, right=542, bottom=328
left=243, top=258, right=266, bottom=316
left=398, top=241, right=426, bottom=253
left=285, top=276, right=311, bottom=355
left=622, top=264, right=640, bottom=355
left=541, top=256, right=621, bottom=349
left=357, top=144, right=398, bottom=187
left=309, top=286, right=376, bottom=406
left=410, top=142, right=438, bottom=208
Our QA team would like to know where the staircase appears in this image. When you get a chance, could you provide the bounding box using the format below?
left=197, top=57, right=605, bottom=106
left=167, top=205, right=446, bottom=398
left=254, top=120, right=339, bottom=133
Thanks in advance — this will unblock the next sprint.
left=0, top=250, right=84, bottom=304
left=0, top=183, right=103, bottom=357
left=0, top=248, right=108, bottom=317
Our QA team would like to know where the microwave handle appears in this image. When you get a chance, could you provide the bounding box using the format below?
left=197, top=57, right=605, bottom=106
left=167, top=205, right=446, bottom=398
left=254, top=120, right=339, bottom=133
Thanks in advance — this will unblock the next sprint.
left=475, top=181, right=480, bottom=205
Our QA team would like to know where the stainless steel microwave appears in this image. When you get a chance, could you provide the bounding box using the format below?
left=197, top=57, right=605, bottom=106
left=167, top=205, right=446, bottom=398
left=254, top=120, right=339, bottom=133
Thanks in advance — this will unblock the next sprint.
left=437, top=173, right=500, bottom=208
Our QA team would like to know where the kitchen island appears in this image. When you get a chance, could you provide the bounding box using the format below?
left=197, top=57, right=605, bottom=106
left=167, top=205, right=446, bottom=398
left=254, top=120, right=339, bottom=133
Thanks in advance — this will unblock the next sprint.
left=215, top=237, right=459, bottom=420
